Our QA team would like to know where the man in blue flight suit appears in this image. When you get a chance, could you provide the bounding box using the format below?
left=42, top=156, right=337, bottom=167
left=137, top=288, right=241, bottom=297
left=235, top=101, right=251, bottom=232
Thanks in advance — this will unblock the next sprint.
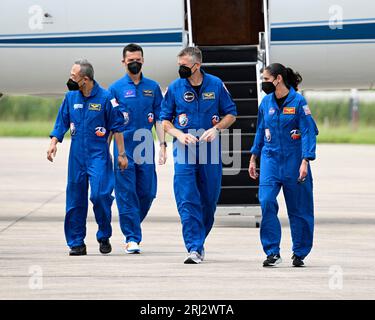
left=249, top=63, right=318, bottom=267
left=108, top=44, right=166, bottom=254
left=47, top=59, right=128, bottom=256
left=161, top=47, right=237, bottom=264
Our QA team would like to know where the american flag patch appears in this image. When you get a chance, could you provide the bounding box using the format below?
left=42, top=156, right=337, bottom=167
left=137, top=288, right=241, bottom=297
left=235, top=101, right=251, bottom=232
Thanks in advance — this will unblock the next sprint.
left=111, top=98, right=119, bottom=107
left=302, top=105, right=311, bottom=115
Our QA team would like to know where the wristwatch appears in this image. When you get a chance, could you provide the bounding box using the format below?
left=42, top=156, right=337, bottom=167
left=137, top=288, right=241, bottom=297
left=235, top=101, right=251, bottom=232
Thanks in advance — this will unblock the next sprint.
left=160, top=142, right=167, bottom=147
left=214, top=127, right=220, bottom=133
left=118, top=152, right=126, bottom=157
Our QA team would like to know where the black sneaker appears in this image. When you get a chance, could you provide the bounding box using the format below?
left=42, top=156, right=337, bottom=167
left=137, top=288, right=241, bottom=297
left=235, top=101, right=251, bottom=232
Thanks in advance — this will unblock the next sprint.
left=263, top=254, right=282, bottom=267
left=292, top=254, right=305, bottom=267
left=69, top=244, right=87, bottom=256
left=99, top=239, right=112, bottom=254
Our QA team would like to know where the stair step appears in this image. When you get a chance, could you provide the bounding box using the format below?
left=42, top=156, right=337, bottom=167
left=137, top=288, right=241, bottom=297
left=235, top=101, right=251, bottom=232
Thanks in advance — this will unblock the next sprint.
left=228, top=116, right=257, bottom=134
left=200, top=45, right=258, bottom=63
left=233, top=98, right=259, bottom=116
left=222, top=168, right=258, bottom=187
left=222, top=150, right=254, bottom=169
left=203, top=64, right=256, bottom=82
left=224, top=81, right=258, bottom=99
left=221, top=132, right=255, bottom=152
left=218, top=186, right=259, bottom=205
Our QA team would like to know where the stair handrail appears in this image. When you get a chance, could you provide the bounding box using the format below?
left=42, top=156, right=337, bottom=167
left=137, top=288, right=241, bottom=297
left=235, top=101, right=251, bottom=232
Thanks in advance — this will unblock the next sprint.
left=263, top=0, right=270, bottom=66
left=186, top=0, right=194, bottom=47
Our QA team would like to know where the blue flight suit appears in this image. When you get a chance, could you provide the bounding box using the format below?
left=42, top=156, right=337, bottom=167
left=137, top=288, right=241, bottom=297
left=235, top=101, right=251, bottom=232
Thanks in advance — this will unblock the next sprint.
left=109, top=74, right=163, bottom=244
left=250, top=87, right=319, bottom=259
left=50, top=81, right=125, bottom=248
left=160, top=69, right=237, bottom=254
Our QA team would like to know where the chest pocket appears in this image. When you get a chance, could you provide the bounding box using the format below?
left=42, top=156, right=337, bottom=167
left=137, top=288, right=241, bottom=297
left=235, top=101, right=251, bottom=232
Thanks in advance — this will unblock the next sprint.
left=141, top=91, right=155, bottom=116
left=175, top=91, right=197, bottom=115
left=70, top=104, right=83, bottom=124
left=263, top=107, right=278, bottom=128
left=200, top=91, right=218, bottom=113
left=87, top=103, right=106, bottom=126
left=280, top=106, right=298, bottom=128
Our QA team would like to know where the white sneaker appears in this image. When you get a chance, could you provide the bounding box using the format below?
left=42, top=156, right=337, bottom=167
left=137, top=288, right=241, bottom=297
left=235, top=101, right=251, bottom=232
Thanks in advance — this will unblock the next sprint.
left=200, top=248, right=205, bottom=261
left=125, top=241, right=140, bottom=254
left=184, top=251, right=202, bottom=264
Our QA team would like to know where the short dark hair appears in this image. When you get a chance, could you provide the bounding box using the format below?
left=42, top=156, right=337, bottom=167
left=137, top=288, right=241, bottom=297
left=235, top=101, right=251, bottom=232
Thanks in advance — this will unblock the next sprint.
left=74, top=59, right=94, bottom=80
left=177, top=46, right=202, bottom=63
left=123, top=43, right=144, bottom=58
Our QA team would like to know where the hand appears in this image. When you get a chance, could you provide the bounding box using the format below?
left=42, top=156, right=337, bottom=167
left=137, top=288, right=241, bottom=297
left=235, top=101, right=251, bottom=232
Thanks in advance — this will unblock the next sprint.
left=118, top=155, right=128, bottom=170
left=200, top=127, right=219, bottom=143
left=158, top=145, right=167, bottom=165
left=298, top=159, right=309, bottom=182
left=248, top=160, right=258, bottom=180
left=177, top=132, right=198, bottom=145
left=47, top=140, right=58, bottom=162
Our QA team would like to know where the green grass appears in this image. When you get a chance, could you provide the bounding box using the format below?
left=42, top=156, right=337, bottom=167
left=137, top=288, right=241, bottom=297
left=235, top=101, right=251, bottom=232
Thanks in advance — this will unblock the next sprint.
left=1, top=95, right=375, bottom=143
left=0, top=95, right=62, bottom=122
left=317, top=124, right=375, bottom=144
left=1, top=121, right=375, bottom=144
left=0, top=121, right=56, bottom=137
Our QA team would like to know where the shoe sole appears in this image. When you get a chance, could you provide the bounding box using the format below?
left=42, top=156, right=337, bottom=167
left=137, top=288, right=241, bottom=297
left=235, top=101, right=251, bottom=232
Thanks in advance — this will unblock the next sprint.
left=184, top=257, right=201, bottom=264
left=125, top=250, right=140, bottom=254
left=100, top=248, right=112, bottom=254
left=293, top=262, right=305, bottom=267
left=69, top=252, right=87, bottom=256
left=263, top=258, right=282, bottom=267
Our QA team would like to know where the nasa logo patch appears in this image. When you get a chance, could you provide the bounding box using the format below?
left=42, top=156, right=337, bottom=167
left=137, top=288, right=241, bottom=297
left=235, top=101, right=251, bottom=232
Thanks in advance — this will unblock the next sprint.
left=124, top=89, right=136, bottom=98
left=178, top=113, right=188, bottom=127
left=269, top=107, right=275, bottom=115
left=183, top=91, right=195, bottom=103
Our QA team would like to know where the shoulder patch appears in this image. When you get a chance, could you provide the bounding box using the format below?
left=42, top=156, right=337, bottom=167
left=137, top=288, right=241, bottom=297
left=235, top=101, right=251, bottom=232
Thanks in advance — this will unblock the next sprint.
left=110, top=98, right=119, bottom=108
left=302, top=105, right=311, bottom=115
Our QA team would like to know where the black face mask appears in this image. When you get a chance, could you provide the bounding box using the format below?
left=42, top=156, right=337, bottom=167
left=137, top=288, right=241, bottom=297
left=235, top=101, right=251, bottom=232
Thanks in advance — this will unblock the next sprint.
left=262, top=81, right=277, bottom=94
left=127, top=61, right=142, bottom=75
left=66, top=78, right=80, bottom=91
left=178, top=64, right=196, bottom=79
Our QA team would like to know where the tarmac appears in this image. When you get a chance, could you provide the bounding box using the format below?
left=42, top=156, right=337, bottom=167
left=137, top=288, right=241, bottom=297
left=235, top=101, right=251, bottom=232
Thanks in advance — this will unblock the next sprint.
left=0, top=138, right=374, bottom=300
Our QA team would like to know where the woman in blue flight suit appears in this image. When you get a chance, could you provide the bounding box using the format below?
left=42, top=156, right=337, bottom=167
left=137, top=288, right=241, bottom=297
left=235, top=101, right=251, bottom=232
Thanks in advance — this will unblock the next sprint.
left=249, top=63, right=318, bottom=267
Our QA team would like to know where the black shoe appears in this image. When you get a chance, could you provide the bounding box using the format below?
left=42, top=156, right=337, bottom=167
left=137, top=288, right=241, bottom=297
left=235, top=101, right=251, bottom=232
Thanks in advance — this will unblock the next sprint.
left=263, top=254, right=282, bottom=267
left=69, top=244, right=87, bottom=256
left=99, top=239, right=112, bottom=254
left=292, top=254, right=305, bottom=267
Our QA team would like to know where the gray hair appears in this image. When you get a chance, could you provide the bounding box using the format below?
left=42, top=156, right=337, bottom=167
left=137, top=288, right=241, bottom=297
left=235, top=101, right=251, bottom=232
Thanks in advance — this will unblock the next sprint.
left=177, top=46, right=202, bottom=63
left=74, top=59, right=94, bottom=80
